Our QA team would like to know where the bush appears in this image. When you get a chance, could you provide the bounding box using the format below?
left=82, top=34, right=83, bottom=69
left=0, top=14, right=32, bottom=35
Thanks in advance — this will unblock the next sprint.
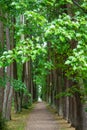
left=0, top=114, right=8, bottom=130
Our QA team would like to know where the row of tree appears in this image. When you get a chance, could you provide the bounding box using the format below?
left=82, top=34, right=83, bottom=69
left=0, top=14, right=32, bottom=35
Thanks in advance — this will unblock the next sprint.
left=0, top=0, right=39, bottom=121
left=0, top=0, right=87, bottom=130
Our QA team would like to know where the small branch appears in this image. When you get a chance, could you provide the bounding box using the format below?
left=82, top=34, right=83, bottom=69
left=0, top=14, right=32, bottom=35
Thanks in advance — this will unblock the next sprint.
left=72, top=0, right=87, bottom=13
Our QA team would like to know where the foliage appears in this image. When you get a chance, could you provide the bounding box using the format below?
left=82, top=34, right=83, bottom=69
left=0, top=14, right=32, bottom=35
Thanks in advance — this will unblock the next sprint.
left=0, top=76, right=7, bottom=87
left=0, top=38, right=47, bottom=67
left=56, top=86, right=80, bottom=98
left=12, top=79, right=26, bottom=92
left=0, top=113, right=8, bottom=130
left=0, top=75, right=29, bottom=96
left=65, top=43, right=87, bottom=79
left=0, top=0, right=87, bottom=101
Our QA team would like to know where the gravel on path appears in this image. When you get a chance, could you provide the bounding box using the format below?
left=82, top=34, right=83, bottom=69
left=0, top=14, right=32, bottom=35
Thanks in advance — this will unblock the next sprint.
left=25, top=102, right=60, bottom=130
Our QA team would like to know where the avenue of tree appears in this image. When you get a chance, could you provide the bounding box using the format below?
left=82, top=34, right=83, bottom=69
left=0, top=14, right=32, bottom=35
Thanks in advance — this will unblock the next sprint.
left=0, top=0, right=87, bottom=130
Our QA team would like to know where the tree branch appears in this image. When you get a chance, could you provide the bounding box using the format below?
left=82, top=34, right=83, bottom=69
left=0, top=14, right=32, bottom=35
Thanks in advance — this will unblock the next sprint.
left=72, top=0, right=87, bottom=13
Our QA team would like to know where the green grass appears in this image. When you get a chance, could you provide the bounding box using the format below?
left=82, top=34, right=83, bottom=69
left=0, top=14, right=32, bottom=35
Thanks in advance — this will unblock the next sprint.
left=7, top=106, right=33, bottom=130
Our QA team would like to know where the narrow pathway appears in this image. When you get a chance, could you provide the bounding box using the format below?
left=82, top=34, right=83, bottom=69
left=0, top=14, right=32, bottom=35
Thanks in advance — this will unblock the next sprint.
left=25, top=102, right=59, bottom=130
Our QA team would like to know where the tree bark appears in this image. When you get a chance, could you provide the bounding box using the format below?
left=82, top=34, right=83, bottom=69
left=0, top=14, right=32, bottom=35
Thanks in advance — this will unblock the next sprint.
left=0, top=10, right=4, bottom=114
left=2, top=14, right=13, bottom=120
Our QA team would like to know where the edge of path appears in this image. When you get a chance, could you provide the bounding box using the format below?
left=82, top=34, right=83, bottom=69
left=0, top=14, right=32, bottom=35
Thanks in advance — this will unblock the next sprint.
left=47, top=103, right=75, bottom=130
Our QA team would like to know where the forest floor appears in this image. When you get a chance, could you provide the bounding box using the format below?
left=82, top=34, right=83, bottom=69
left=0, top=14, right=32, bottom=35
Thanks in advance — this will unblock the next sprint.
left=7, top=106, right=33, bottom=130
left=25, top=102, right=75, bottom=130
left=7, top=102, right=75, bottom=130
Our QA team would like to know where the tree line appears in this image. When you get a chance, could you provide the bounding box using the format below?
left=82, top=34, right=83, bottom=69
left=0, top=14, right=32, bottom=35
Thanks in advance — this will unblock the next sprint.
left=0, top=0, right=87, bottom=130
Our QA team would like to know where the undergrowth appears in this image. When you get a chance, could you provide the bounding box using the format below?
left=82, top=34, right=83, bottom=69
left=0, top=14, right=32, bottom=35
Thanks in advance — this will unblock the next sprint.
left=0, top=113, right=8, bottom=130
left=7, top=106, right=33, bottom=130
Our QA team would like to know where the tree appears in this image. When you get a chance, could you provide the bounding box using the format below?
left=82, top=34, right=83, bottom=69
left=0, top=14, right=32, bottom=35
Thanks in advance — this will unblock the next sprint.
left=0, top=0, right=87, bottom=129
left=0, top=9, right=4, bottom=114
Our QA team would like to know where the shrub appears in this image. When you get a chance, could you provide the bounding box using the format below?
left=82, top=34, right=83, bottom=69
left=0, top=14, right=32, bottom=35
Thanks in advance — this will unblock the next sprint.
left=0, top=113, right=8, bottom=130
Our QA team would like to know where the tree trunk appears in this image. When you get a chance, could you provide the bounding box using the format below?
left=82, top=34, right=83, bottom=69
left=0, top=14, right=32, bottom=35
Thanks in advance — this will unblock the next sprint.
left=0, top=10, right=4, bottom=114
left=2, top=15, right=13, bottom=120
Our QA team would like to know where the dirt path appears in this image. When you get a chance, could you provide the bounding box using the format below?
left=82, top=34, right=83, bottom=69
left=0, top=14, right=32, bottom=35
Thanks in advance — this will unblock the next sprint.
left=25, top=102, right=59, bottom=130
